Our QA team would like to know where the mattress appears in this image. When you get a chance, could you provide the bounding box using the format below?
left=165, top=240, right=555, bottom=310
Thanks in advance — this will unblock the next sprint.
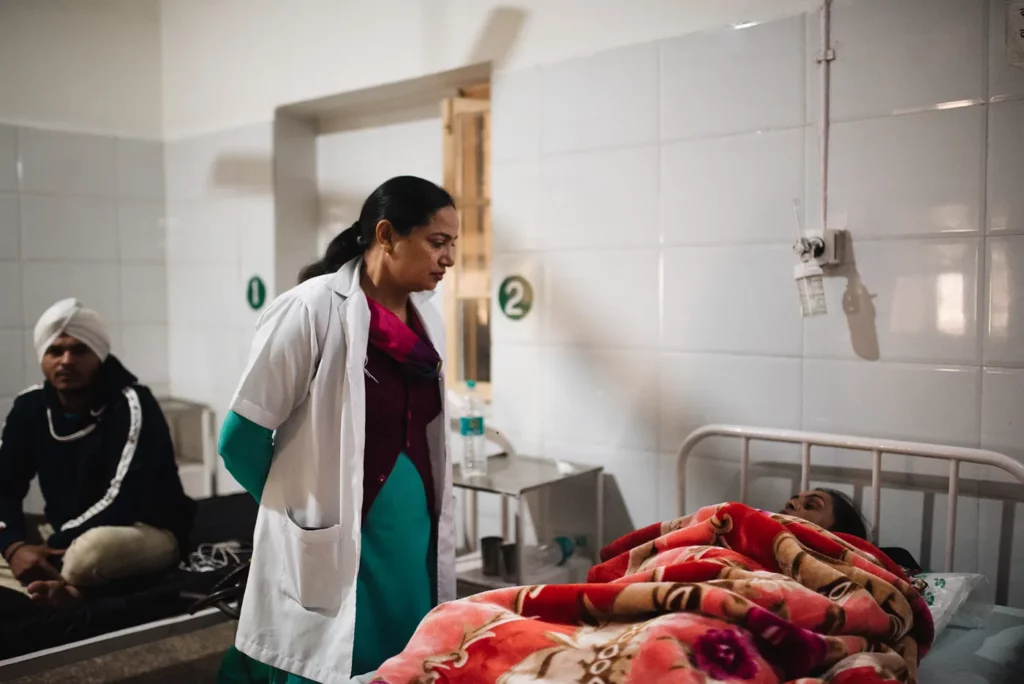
left=918, top=605, right=1024, bottom=684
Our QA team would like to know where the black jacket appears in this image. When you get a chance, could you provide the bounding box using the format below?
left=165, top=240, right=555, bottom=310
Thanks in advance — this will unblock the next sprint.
left=0, top=356, right=196, bottom=554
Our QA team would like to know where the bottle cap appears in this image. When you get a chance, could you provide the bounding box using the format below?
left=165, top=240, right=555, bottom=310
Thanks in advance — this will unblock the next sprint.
left=554, top=536, right=574, bottom=565
left=466, top=380, right=477, bottom=389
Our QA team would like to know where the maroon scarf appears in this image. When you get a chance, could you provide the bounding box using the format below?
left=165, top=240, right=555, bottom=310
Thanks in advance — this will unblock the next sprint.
left=366, top=297, right=442, bottom=380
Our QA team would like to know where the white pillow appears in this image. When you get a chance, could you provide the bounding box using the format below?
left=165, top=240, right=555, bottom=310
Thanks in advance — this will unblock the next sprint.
left=915, top=572, right=992, bottom=636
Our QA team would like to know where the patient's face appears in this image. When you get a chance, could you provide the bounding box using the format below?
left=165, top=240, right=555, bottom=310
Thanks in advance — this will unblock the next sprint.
left=782, top=490, right=836, bottom=530
left=42, top=334, right=101, bottom=394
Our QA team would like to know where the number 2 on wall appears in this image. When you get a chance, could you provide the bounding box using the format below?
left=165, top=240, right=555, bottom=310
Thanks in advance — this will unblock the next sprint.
left=503, top=280, right=525, bottom=316
left=498, top=276, right=533, bottom=321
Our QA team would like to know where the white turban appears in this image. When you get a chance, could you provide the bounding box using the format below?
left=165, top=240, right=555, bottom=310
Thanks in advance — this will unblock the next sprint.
left=33, top=298, right=111, bottom=362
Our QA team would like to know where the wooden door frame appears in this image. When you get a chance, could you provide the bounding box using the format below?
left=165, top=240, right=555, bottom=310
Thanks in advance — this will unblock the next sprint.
left=442, top=88, right=491, bottom=399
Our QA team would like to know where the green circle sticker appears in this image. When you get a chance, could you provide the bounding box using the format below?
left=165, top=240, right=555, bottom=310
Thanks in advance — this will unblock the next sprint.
left=498, top=275, right=533, bottom=320
left=246, top=276, right=266, bottom=310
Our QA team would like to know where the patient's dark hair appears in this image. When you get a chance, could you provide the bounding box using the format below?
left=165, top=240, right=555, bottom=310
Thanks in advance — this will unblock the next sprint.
left=298, top=176, right=454, bottom=283
left=819, top=488, right=869, bottom=540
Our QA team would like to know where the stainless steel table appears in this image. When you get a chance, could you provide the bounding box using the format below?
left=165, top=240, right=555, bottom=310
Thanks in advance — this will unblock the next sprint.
left=453, top=453, right=603, bottom=591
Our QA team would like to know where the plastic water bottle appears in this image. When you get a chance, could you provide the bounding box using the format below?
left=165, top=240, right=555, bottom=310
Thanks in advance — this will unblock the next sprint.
left=530, top=536, right=576, bottom=568
left=524, top=537, right=590, bottom=584
left=460, top=380, right=486, bottom=477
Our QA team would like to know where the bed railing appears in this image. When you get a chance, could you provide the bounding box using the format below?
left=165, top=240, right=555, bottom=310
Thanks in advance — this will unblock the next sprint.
left=677, top=425, right=1024, bottom=573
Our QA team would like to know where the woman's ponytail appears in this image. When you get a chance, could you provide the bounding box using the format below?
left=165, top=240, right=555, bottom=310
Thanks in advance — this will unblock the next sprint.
left=297, top=176, right=454, bottom=284
left=297, top=221, right=367, bottom=283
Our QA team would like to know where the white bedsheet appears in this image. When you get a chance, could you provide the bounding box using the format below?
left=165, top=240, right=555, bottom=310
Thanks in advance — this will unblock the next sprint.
left=918, top=605, right=1024, bottom=684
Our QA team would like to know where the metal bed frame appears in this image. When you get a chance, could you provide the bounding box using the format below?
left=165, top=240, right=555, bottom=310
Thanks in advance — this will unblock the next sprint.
left=678, top=425, right=1024, bottom=573
left=0, top=608, right=228, bottom=681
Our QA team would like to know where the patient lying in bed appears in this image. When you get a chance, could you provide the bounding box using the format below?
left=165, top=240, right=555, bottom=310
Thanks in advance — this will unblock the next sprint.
left=782, top=488, right=923, bottom=575
left=372, top=501, right=934, bottom=683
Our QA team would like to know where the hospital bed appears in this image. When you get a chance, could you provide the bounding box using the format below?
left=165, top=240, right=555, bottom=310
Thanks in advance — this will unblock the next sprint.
left=0, top=493, right=257, bottom=680
left=678, top=424, right=1024, bottom=684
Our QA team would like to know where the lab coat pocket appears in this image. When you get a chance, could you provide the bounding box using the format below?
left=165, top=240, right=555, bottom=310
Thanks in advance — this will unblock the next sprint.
left=280, top=513, right=344, bottom=612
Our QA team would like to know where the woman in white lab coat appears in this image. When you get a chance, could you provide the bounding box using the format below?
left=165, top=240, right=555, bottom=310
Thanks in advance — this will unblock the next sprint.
left=216, top=176, right=459, bottom=683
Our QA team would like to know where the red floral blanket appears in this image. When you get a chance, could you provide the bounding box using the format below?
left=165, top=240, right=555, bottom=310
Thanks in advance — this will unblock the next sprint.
left=372, top=503, right=934, bottom=684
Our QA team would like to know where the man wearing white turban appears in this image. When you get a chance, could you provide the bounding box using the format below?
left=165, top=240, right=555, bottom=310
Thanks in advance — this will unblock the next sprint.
left=0, top=299, right=195, bottom=610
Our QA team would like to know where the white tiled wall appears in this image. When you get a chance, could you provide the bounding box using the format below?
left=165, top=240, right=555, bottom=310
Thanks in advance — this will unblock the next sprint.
left=660, top=12, right=805, bottom=140
left=490, top=0, right=1024, bottom=605
left=540, top=44, right=659, bottom=155
left=315, top=116, right=444, bottom=319
left=821, top=0, right=986, bottom=121
left=540, top=147, right=661, bottom=250
left=316, top=117, right=443, bottom=251
left=823, top=106, right=986, bottom=238
left=163, top=123, right=275, bottom=495
left=0, top=125, right=169, bottom=408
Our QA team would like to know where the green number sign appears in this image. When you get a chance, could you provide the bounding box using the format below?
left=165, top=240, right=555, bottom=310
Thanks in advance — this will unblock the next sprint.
left=498, top=275, right=533, bottom=320
left=246, top=276, right=266, bottom=310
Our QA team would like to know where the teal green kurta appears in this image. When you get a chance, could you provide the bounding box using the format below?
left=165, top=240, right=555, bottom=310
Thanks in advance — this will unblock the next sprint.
left=216, top=411, right=435, bottom=683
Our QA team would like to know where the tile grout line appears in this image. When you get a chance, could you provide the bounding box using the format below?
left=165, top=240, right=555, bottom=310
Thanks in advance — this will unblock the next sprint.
left=655, top=40, right=667, bottom=515
left=492, top=233, right=1007, bottom=258
left=491, top=342, right=1024, bottom=371
left=536, top=61, right=547, bottom=460
left=800, top=9, right=812, bottom=433
left=968, top=0, right=993, bottom=572
left=976, top=0, right=993, bottom=458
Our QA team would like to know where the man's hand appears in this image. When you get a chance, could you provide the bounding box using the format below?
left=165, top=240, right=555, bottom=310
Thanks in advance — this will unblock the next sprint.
left=5, top=544, right=64, bottom=585
left=27, top=579, right=82, bottom=609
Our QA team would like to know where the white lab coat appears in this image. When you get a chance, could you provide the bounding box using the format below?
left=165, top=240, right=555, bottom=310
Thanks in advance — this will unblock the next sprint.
left=228, top=258, right=456, bottom=683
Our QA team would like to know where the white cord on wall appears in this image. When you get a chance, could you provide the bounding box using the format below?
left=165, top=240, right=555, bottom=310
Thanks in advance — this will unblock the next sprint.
left=818, top=0, right=835, bottom=233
